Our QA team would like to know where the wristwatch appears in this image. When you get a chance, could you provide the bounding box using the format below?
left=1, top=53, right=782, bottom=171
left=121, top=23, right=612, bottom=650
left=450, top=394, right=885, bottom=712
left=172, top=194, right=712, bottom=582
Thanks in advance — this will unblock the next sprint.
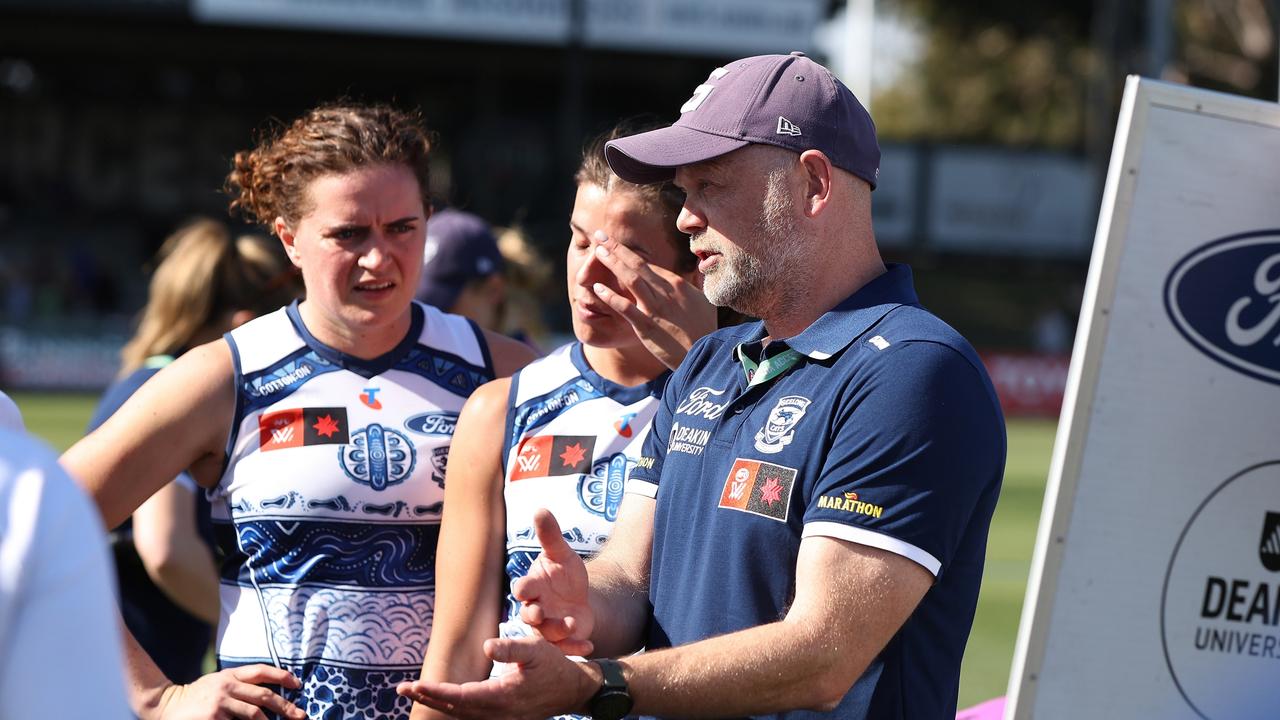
left=588, top=658, right=633, bottom=720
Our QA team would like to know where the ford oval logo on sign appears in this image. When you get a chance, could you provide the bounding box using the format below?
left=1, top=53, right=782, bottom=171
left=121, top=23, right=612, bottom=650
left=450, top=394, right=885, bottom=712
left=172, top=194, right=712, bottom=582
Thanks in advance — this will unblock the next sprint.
left=1164, top=230, right=1280, bottom=386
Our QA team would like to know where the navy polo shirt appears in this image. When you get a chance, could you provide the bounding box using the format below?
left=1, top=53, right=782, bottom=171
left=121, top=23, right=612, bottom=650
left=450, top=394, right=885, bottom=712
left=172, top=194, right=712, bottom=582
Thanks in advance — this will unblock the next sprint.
left=627, top=264, right=1006, bottom=719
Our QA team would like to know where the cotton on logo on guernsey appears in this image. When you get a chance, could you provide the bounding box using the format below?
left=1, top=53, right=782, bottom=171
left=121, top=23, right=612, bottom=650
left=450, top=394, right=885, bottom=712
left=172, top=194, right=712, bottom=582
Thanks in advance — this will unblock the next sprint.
left=675, top=386, right=728, bottom=420
left=1165, top=231, right=1280, bottom=386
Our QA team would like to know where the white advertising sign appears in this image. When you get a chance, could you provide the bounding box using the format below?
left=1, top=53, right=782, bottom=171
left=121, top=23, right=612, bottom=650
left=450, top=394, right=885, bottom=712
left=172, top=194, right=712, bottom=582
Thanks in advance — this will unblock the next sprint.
left=583, top=0, right=821, bottom=56
left=1007, top=77, right=1280, bottom=718
left=192, top=0, right=822, bottom=55
left=927, top=148, right=1095, bottom=255
left=194, top=0, right=570, bottom=43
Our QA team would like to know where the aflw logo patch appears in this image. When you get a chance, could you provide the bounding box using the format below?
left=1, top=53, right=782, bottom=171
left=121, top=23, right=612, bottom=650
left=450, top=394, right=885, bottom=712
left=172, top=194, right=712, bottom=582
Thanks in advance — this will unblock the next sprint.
left=258, top=407, right=349, bottom=451
left=717, top=458, right=797, bottom=522
left=511, top=435, right=596, bottom=481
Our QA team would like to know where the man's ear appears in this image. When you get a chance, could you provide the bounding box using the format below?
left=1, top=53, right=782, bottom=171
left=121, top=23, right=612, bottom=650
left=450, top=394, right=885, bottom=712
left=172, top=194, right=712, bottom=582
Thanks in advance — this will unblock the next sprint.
left=275, top=217, right=302, bottom=267
left=797, top=150, right=835, bottom=219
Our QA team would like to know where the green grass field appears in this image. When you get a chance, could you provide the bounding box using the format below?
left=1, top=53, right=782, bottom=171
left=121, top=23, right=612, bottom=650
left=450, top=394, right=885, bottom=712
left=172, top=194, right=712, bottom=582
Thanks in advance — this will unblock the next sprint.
left=10, top=390, right=1054, bottom=709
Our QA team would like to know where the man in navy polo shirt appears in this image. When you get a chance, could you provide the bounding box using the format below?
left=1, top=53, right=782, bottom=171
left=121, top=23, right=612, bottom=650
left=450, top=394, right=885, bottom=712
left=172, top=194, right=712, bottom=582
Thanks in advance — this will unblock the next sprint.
left=399, top=52, right=1006, bottom=720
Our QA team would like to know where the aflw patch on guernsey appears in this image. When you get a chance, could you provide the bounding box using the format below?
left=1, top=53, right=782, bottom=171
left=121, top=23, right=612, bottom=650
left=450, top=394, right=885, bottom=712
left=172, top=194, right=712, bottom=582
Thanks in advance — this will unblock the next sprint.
left=511, top=435, right=596, bottom=481
left=717, top=458, right=797, bottom=522
left=259, top=407, right=350, bottom=451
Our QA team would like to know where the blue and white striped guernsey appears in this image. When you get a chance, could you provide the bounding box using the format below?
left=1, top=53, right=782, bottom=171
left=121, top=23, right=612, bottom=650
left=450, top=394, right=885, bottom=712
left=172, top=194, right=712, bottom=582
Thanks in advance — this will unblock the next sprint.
left=497, top=343, right=665, bottom=682
left=214, top=300, right=493, bottom=719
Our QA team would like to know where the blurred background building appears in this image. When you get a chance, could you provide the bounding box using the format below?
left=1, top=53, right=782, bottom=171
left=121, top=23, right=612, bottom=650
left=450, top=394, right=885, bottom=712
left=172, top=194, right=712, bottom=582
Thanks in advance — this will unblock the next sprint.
left=2, top=0, right=1278, bottom=416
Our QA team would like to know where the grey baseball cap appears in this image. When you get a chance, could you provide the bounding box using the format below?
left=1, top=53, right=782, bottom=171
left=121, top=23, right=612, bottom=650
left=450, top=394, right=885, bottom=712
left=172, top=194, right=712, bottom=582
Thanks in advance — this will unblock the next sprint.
left=415, top=208, right=505, bottom=310
left=605, top=52, right=879, bottom=189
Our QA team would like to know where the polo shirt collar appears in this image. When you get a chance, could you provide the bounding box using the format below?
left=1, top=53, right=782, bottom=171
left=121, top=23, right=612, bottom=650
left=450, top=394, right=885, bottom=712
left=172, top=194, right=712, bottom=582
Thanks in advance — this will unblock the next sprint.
left=783, top=263, right=919, bottom=360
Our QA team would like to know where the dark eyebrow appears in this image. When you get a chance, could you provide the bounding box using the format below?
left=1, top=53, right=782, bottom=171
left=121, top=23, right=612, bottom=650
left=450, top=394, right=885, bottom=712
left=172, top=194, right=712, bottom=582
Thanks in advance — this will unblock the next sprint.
left=324, top=222, right=368, bottom=234
left=386, top=215, right=421, bottom=226
left=569, top=220, right=589, bottom=237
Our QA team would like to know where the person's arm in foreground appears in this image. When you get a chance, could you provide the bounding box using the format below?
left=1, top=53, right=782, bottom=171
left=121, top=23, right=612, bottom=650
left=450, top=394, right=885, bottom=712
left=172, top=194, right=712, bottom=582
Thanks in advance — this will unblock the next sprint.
left=399, top=515, right=930, bottom=719
left=409, top=379, right=512, bottom=720
left=62, top=340, right=305, bottom=720
left=132, top=476, right=220, bottom=623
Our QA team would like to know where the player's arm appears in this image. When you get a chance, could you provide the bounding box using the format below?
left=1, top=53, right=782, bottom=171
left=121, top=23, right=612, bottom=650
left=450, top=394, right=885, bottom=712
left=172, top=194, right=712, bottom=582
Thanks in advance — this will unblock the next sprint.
left=483, top=330, right=539, bottom=378
left=60, top=339, right=306, bottom=720
left=411, top=378, right=512, bottom=720
left=132, top=476, right=220, bottom=623
left=62, top=339, right=235, bottom=527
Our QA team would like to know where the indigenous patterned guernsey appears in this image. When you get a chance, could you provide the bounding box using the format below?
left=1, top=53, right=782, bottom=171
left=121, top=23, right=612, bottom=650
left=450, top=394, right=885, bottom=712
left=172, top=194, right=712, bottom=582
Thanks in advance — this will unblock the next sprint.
left=214, top=300, right=493, bottom=719
left=498, top=343, right=665, bottom=650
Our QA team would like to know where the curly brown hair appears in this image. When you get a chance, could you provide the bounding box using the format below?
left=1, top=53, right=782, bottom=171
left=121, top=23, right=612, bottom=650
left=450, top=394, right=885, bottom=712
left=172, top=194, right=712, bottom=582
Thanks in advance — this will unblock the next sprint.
left=226, top=103, right=434, bottom=229
left=575, top=119, right=697, bottom=276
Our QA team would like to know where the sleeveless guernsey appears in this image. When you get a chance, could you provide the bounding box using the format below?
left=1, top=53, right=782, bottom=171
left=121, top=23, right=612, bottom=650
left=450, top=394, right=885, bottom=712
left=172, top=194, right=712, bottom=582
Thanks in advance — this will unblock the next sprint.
left=498, top=343, right=665, bottom=648
left=214, top=300, right=493, bottom=719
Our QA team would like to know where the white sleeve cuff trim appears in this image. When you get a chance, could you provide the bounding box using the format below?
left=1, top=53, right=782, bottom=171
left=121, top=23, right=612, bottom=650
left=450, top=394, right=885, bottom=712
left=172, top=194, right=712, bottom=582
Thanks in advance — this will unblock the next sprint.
left=802, top=521, right=941, bottom=576
left=625, top=479, right=659, bottom=498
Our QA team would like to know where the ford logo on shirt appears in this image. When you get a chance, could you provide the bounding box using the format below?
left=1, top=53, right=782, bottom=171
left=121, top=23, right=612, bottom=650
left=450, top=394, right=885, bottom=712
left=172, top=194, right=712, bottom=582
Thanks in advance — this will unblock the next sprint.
left=404, top=412, right=459, bottom=437
left=1164, top=231, right=1280, bottom=386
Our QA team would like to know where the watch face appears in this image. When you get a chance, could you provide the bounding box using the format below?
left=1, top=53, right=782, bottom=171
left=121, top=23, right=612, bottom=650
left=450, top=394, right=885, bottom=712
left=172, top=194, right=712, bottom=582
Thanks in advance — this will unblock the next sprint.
left=591, top=689, right=633, bottom=720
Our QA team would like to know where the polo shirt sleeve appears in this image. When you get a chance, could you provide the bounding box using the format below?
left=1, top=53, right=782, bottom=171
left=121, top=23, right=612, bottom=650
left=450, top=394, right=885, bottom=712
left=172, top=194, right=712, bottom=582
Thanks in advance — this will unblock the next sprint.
left=801, top=341, right=1004, bottom=577
left=625, top=373, right=678, bottom=499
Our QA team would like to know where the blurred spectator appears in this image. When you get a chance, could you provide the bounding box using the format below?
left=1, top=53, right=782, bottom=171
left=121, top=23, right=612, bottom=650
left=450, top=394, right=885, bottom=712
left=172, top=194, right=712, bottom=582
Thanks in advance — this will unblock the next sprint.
left=495, top=223, right=554, bottom=349
left=1032, top=302, right=1071, bottom=354
left=416, top=208, right=507, bottom=330
left=0, top=429, right=129, bottom=719
left=85, top=217, right=301, bottom=684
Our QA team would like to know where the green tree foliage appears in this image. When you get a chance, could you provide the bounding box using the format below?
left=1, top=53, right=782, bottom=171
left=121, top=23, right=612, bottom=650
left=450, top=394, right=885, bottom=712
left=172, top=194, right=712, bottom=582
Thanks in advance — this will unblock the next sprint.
left=872, top=2, right=1097, bottom=148
left=870, top=0, right=1278, bottom=149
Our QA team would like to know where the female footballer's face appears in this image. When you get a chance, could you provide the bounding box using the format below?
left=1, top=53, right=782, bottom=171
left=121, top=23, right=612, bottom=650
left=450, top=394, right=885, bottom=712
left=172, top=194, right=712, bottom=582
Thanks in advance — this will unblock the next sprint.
left=567, top=183, right=682, bottom=350
left=277, top=163, right=427, bottom=356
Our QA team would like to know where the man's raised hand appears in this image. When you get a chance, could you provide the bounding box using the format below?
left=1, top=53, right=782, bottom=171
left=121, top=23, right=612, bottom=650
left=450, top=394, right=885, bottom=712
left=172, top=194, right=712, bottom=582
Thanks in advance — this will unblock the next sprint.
left=512, top=509, right=594, bottom=656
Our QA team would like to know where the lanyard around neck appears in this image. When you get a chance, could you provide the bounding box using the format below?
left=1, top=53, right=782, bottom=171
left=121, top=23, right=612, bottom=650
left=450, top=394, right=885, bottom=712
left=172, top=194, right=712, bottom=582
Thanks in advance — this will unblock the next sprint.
left=736, top=343, right=803, bottom=388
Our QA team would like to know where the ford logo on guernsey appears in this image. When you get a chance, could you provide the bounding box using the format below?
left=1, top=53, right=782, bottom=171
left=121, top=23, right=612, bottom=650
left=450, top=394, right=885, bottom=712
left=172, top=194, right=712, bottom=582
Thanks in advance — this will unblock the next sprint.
left=404, top=412, right=459, bottom=437
left=1165, top=231, right=1280, bottom=386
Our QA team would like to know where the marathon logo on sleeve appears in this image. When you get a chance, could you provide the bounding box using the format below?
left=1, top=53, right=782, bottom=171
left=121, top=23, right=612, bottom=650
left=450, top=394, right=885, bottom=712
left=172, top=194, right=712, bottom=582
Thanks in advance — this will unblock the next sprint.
left=817, top=491, right=884, bottom=519
left=510, top=435, right=596, bottom=481
left=258, top=407, right=349, bottom=451
left=717, top=458, right=797, bottom=523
